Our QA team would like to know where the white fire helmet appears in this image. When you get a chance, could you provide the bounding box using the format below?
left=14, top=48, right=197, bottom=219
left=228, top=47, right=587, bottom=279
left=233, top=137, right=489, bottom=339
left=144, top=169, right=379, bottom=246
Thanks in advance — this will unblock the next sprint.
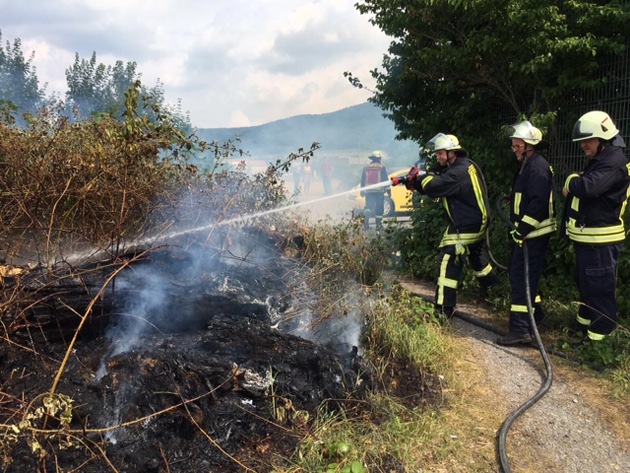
left=572, top=111, right=619, bottom=142
left=510, top=120, right=542, bottom=145
left=369, top=150, right=383, bottom=160
left=426, top=133, right=461, bottom=153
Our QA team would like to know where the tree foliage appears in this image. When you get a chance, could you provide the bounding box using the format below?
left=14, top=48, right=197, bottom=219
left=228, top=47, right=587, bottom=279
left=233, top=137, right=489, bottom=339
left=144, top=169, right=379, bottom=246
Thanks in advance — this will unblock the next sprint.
left=0, top=81, right=292, bottom=264
left=65, top=52, right=136, bottom=118
left=355, top=0, right=630, bottom=142
left=64, top=51, right=193, bottom=133
left=356, top=0, right=630, bottom=324
left=0, top=30, right=45, bottom=123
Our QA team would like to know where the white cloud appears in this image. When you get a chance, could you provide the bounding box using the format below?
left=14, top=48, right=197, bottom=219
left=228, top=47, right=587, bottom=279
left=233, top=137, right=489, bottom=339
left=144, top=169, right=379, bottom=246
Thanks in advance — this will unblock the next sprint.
left=1, top=0, right=389, bottom=128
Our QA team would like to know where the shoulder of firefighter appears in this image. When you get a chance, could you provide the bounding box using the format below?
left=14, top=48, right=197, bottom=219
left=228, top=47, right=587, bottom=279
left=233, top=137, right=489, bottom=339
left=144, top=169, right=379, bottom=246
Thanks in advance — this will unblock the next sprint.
left=563, top=145, right=630, bottom=244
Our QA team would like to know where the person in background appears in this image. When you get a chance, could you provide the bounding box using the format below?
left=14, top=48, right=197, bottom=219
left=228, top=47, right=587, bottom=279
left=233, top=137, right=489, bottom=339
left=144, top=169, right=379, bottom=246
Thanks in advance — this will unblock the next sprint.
left=292, top=162, right=302, bottom=194
left=497, top=121, right=556, bottom=346
left=303, top=163, right=312, bottom=194
left=360, top=150, right=390, bottom=230
left=396, top=134, right=498, bottom=318
left=322, top=158, right=334, bottom=195
left=562, top=111, right=630, bottom=345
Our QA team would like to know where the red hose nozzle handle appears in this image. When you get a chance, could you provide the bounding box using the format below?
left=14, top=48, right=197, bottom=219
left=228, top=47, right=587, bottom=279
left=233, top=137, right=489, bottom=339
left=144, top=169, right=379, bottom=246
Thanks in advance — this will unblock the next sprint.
left=392, top=166, right=420, bottom=187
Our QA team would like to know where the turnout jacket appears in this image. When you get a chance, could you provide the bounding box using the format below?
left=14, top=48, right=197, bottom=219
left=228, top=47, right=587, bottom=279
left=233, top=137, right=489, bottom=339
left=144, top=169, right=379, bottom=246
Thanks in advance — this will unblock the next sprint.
left=415, top=156, right=488, bottom=247
left=511, top=153, right=556, bottom=239
left=564, top=145, right=630, bottom=244
left=361, top=161, right=389, bottom=194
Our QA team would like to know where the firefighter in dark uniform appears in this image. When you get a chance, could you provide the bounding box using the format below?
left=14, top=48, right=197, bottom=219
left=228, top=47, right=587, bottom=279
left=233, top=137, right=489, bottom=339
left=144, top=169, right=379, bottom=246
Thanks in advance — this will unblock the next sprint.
left=361, top=151, right=390, bottom=229
left=497, top=121, right=557, bottom=346
left=403, top=133, right=498, bottom=318
left=563, top=111, right=630, bottom=343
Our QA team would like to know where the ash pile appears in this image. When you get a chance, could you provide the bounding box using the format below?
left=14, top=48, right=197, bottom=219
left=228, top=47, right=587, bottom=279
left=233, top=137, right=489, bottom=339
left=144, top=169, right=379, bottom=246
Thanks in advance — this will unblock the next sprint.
left=0, top=227, right=372, bottom=472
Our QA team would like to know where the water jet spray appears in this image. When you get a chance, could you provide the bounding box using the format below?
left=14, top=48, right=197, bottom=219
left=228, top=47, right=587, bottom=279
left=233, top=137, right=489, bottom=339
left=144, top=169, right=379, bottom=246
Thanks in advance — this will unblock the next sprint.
left=63, top=180, right=392, bottom=265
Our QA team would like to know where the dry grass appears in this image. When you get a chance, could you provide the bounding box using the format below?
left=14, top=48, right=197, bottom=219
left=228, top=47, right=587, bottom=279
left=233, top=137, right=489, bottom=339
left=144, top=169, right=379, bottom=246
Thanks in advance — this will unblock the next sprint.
left=408, top=334, right=557, bottom=473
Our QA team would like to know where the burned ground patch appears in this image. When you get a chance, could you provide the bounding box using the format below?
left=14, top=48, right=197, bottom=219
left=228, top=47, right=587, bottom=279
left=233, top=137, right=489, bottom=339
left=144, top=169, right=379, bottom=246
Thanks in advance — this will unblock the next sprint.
left=0, top=233, right=372, bottom=472
left=0, top=231, right=439, bottom=472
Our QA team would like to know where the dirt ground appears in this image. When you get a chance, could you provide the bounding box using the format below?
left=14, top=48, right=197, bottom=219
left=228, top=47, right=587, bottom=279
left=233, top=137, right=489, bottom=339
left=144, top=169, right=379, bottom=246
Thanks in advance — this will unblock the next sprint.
left=398, top=277, right=630, bottom=473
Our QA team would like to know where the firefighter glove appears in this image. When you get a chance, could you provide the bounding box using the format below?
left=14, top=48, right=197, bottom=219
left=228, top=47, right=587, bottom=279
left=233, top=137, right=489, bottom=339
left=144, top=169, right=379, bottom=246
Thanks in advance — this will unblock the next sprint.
left=391, top=176, right=408, bottom=186
left=511, top=229, right=524, bottom=247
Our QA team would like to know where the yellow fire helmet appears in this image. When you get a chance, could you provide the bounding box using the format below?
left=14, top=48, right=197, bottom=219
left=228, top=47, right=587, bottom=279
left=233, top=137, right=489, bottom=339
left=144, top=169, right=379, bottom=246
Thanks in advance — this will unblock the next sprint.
left=426, top=133, right=461, bottom=153
left=510, top=120, right=542, bottom=145
left=572, top=111, right=619, bottom=141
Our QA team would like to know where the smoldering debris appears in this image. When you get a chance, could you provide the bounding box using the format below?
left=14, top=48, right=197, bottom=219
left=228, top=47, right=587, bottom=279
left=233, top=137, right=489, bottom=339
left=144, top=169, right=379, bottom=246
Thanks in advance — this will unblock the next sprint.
left=0, top=228, right=374, bottom=472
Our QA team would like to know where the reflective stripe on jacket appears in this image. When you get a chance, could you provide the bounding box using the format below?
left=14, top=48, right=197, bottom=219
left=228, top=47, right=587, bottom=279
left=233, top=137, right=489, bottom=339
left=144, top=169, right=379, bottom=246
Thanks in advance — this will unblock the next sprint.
left=419, top=157, right=489, bottom=247
left=510, top=153, right=556, bottom=239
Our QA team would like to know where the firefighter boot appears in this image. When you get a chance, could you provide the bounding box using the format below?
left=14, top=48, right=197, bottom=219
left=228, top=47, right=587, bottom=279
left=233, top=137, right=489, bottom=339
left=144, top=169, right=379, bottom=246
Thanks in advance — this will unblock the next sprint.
left=496, top=331, right=533, bottom=346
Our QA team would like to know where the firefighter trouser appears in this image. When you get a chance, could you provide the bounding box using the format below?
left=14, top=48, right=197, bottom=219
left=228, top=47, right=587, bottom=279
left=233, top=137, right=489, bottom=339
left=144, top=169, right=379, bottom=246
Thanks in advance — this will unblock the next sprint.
left=364, top=193, right=385, bottom=228
left=574, top=242, right=623, bottom=340
left=508, top=235, right=549, bottom=334
left=435, top=240, right=497, bottom=313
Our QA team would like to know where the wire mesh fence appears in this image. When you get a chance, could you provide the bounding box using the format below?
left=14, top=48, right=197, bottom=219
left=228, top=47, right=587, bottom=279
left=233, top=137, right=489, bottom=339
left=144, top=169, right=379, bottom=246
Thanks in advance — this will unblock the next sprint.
left=550, top=47, right=630, bottom=186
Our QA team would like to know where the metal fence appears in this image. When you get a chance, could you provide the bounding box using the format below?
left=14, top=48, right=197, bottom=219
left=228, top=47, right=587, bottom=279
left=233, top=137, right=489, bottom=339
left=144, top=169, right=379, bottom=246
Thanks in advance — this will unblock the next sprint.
left=550, top=47, right=630, bottom=185
left=493, top=46, right=630, bottom=188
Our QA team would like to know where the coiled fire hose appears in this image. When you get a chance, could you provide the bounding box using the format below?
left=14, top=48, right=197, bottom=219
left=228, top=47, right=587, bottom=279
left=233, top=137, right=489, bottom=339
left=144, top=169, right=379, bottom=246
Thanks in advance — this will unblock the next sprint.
left=494, top=196, right=554, bottom=473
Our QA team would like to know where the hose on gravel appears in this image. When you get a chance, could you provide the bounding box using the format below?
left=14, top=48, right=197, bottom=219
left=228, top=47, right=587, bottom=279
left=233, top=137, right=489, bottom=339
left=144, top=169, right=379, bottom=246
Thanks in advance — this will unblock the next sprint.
left=494, top=195, right=554, bottom=473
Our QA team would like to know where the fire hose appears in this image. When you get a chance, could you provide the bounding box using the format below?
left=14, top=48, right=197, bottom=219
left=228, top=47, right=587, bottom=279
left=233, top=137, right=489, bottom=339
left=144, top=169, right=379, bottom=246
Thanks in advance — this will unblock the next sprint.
left=494, top=195, right=554, bottom=473
left=391, top=167, right=598, bottom=471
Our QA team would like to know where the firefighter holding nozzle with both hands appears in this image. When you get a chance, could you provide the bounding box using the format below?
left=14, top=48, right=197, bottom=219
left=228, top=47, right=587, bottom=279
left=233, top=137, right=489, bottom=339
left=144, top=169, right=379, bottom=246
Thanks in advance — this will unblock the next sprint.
left=392, top=133, right=498, bottom=319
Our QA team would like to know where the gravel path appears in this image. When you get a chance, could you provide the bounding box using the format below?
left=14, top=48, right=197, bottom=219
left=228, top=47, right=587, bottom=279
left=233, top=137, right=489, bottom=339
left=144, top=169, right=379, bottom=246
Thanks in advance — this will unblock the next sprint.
left=399, top=279, right=630, bottom=473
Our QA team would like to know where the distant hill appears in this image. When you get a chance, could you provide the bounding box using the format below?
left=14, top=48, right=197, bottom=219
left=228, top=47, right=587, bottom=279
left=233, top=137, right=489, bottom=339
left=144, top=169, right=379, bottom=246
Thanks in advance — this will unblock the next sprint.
left=196, top=102, right=419, bottom=168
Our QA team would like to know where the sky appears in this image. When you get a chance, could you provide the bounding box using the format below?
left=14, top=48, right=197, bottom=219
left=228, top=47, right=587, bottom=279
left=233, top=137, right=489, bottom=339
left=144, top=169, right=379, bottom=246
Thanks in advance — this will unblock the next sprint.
left=1, top=0, right=391, bottom=128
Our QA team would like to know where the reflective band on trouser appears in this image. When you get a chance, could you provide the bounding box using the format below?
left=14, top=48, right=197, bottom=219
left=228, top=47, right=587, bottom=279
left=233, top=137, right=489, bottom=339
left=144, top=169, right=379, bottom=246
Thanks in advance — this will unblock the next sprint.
left=437, top=277, right=458, bottom=289
left=474, top=264, right=493, bottom=278
left=576, top=315, right=591, bottom=326
left=436, top=253, right=451, bottom=306
left=511, top=295, right=542, bottom=313
left=567, top=223, right=625, bottom=244
left=510, top=304, right=528, bottom=313
left=587, top=330, right=606, bottom=341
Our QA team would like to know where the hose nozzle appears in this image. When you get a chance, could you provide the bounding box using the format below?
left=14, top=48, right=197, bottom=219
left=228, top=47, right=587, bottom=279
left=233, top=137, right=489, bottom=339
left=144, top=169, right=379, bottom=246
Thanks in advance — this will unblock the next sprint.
left=391, top=176, right=408, bottom=186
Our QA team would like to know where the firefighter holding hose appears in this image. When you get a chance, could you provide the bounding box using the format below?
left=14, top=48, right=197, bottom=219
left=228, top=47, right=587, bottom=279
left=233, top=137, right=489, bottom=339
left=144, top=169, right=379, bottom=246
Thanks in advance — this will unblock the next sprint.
left=563, top=111, right=630, bottom=345
left=497, top=121, right=556, bottom=346
left=392, top=133, right=498, bottom=318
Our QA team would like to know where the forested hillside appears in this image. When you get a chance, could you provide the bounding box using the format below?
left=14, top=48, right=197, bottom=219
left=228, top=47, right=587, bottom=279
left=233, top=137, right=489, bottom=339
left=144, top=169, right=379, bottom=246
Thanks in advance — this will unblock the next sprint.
left=197, top=102, right=420, bottom=164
